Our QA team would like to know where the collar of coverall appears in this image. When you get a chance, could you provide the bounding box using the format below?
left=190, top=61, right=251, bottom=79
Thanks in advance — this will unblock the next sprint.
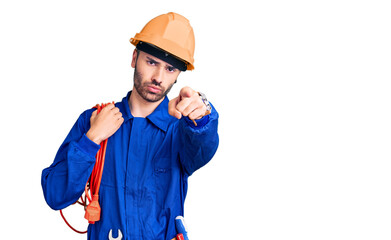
left=118, top=91, right=171, bottom=132
left=136, top=41, right=188, bottom=71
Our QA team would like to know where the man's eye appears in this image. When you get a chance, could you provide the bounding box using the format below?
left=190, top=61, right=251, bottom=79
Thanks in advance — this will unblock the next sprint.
left=147, top=60, right=156, bottom=65
left=167, top=66, right=176, bottom=72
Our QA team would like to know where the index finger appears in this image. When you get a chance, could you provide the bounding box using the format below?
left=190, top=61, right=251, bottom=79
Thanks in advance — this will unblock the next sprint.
left=168, top=97, right=182, bottom=119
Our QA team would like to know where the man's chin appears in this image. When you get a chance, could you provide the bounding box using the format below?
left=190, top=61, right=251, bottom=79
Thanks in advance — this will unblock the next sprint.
left=143, top=92, right=165, bottom=103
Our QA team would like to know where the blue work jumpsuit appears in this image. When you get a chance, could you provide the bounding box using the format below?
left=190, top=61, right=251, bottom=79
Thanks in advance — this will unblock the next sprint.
left=41, top=91, right=219, bottom=240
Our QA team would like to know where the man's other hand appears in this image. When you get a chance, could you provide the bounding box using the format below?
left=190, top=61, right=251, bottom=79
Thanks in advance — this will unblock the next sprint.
left=86, top=103, right=124, bottom=144
left=168, top=87, right=207, bottom=121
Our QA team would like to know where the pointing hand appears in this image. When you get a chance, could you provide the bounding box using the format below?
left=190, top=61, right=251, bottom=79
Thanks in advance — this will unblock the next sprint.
left=168, top=87, right=207, bottom=122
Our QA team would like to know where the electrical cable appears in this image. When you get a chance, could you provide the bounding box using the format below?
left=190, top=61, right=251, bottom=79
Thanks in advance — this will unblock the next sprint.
left=59, top=102, right=112, bottom=234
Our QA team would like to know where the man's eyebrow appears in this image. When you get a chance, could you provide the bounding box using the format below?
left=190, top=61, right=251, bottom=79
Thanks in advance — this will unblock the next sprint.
left=146, top=56, right=160, bottom=63
left=146, top=56, right=176, bottom=69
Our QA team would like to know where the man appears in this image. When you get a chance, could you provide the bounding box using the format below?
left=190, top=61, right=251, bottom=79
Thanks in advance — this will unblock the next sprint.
left=41, top=12, right=219, bottom=240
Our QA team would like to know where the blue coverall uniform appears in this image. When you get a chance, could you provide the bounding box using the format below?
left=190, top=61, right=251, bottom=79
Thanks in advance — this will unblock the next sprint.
left=41, top=91, right=219, bottom=240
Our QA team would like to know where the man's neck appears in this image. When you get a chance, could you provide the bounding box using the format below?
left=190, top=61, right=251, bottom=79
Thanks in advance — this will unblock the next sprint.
left=128, top=88, right=164, bottom=118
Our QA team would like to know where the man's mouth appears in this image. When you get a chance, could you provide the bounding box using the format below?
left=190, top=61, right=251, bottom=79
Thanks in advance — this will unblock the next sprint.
left=147, top=85, right=162, bottom=94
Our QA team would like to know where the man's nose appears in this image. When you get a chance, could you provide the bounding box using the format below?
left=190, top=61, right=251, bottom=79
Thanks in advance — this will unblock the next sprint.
left=152, top=67, right=164, bottom=85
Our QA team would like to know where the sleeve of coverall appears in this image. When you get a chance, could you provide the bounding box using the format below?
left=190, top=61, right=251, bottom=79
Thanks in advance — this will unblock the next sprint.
left=178, top=102, right=219, bottom=176
left=41, top=110, right=100, bottom=210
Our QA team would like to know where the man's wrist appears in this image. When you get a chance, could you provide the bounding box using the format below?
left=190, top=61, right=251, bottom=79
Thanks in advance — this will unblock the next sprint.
left=86, top=130, right=102, bottom=145
left=198, top=92, right=212, bottom=115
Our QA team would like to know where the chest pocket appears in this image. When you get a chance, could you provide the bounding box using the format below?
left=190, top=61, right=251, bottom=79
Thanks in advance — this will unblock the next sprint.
left=154, top=157, right=175, bottom=206
left=155, top=160, right=171, bottom=173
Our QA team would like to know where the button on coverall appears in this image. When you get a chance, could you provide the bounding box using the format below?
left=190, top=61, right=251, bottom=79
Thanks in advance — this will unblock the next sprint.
left=41, top=91, right=219, bottom=240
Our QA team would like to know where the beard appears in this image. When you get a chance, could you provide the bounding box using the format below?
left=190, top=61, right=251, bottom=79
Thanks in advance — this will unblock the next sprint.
left=133, top=66, right=175, bottom=103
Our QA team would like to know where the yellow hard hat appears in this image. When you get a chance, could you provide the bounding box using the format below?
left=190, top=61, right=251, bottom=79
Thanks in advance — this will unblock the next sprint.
left=130, top=12, right=195, bottom=71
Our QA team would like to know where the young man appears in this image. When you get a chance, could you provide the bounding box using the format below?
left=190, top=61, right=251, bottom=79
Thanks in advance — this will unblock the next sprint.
left=41, top=12, right=219, bottom=240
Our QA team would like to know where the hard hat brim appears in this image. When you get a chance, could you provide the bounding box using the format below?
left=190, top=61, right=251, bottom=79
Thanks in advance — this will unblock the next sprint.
left=135, top=42, right=187, bottom=71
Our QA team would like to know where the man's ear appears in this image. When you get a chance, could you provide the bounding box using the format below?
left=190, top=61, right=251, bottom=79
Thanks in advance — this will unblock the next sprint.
left=131, top=49, right=138, bottom=68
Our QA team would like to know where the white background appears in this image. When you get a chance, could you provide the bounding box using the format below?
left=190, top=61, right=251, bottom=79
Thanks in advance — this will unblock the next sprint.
left=1, top=0, right=390, bottom=239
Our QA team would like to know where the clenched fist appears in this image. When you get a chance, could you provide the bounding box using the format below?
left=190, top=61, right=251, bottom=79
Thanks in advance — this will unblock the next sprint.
left=168, top=87, right=208, bottom=121
left=86, top=103, right=124, bottom=144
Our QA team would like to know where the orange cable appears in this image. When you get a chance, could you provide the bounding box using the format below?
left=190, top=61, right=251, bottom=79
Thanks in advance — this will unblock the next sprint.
left=60, top=102, right=112, bottom=234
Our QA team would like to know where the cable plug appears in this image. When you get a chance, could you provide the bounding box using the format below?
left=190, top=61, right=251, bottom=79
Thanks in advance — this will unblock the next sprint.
left=84, top=195, right=101, bottom=224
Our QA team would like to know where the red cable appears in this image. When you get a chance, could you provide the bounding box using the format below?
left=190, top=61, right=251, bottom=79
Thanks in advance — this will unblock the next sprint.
left=59, top=209, right=88, bottom=234
left=60, top=102, right=111, bottom=234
